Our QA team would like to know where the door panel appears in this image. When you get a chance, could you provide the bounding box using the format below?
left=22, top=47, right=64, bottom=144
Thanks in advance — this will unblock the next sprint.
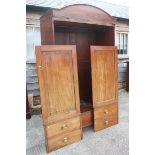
left=36, top=45, right=80, bottom=124
left=42, top=51, right=75, bottom=114
left=90, top=46, right=118, bottom=108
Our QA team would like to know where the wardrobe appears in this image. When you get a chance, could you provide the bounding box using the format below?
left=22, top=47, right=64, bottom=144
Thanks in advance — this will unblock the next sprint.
left=36, top=4, right=118, bottom=152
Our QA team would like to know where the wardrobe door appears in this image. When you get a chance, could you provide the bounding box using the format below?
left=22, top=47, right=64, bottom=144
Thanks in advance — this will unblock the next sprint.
left=36, top=45, right=80, bottom=125
left=90, top=46, right=118, bottom=131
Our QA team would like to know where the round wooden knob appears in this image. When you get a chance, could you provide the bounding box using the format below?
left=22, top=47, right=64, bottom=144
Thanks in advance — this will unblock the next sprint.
left=105, top=120, right=109, bottom=125
left=63, top=137, right=69, bottom=142
left=104, top=110, right=109, bottom=114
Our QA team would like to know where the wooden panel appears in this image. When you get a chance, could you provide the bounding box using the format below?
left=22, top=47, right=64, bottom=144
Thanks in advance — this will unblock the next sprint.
left=36, top=45, right=80, bottom=125
left=55, top=31, right=70, bottom=44
left=94, top=112, right=118, bottom=132
left=42, top=51, right=75, bottom=114
left=40, top=9, right=55, bottom=45
left=91, top=46, right=118, bottom=108
left=76, top=31, right=95, bottom=101
left=96, top=27, right=115, bottom=46
left=47, top=129, right=82, bottom=152
left=46, top=116, right=81, bottom=138
left=52, top=5, right=116, bottom=26
left=102, top=27, right=115, bottom=45
left=94, top=103, right=118, bottom=120
left=92, top=48, right=115, bottom=103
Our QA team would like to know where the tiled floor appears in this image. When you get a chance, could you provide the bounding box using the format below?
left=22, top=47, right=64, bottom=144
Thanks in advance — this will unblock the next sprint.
left=26, top=89, right=129, bottom=155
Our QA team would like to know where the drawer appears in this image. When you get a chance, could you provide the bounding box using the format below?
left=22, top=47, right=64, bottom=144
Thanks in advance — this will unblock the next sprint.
left=81, top=110, right=93, bottom=128
left=47, top=129, right=82, bottom=152
left=94, top=113, right=118, bottom=131
left=94, top=103, right=118, bottom=120
left=46, top=116, right=81, bottom=138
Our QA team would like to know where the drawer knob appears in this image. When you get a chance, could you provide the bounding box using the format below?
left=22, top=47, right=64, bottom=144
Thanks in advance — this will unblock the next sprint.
left=104, top=110, right=109, bottom=114
left=63, top=137, right=69, bottom=142
left=105, top=120, right=109, bottom=125
left=61, top=124, right=68, bottom=129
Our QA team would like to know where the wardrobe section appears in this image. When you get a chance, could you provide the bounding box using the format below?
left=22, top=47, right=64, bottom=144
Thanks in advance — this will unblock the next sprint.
left=36, top=45, right=82, bottom=152
left=36, top=5, right=118, bottom=152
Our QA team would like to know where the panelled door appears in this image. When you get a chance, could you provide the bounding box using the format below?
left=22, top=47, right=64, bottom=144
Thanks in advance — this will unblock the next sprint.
left=36, top=45, right=80, bottom=125
left=90, top=46, right=118, bottom=108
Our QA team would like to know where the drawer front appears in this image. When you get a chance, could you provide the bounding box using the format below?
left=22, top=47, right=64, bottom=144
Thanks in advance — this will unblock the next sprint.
left=94, top=113, right=118, bottom=131
left=81, top=110, right=93, bottom=128
left=94, top=103, right=118, bottom=120
left=46, top=116, right=81, bottom=138
left=47, top=129, right=82, bottom=152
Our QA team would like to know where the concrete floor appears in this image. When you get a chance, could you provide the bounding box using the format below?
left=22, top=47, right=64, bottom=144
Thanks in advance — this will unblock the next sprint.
left=26, top=89, right=129, bottom=155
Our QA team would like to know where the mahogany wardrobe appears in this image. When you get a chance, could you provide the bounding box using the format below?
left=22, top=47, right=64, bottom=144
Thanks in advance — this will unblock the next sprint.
left=36, top=5, right=118, bottom=152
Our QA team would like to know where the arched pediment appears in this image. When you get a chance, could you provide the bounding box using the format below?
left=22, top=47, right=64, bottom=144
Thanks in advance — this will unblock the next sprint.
left=51, top=4, right=116, bottom=26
